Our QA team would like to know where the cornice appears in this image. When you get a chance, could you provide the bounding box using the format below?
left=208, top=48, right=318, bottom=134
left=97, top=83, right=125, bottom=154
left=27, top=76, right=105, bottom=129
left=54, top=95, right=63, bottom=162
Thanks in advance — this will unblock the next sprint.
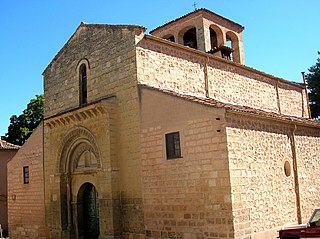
left=44, top=96, right=115, bottom=129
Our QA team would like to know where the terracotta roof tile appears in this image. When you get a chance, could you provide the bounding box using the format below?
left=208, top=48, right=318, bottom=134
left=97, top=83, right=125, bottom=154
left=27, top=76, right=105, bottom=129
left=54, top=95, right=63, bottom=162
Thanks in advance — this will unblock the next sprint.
left=0, top=140, right=21, bottom=150
left=139, top=83, right=320, bottom=128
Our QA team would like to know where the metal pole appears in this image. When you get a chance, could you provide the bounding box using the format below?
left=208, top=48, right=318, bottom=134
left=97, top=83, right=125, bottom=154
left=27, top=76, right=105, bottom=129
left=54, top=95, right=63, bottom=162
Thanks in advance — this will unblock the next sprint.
left=301, top=72, right=312, bottom=118
left=291, top=125, right=302, bottom=224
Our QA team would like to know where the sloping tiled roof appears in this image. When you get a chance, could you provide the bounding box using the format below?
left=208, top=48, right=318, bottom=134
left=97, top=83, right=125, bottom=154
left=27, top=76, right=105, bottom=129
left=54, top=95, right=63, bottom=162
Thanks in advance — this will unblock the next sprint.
left=139, top=83, right=320, bottom=128
left=150, top=8, right=244, bottom=34
left=0, top=140, right=21, bottom=150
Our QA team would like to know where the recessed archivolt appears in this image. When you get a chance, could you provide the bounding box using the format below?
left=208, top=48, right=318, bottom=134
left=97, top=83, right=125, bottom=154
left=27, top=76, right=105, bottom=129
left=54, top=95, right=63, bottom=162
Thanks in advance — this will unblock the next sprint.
left=76, top=58, right=90, bottom=72
left=69, top=140, right=99, bottom=172
left=58, top=127, right=101, bottom=173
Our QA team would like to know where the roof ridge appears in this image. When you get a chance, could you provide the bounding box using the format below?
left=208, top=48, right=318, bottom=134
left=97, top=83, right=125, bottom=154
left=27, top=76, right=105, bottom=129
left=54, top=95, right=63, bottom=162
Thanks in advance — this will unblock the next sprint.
left=150, top=8, right=244, bottom=34
left=79, top=22, right=146, bottom=29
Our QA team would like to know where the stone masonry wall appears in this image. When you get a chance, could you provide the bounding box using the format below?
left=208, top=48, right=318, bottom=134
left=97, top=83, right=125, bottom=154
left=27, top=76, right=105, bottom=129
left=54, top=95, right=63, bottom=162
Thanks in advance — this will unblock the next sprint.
left=136, top=37, right=309, bottom=118
left=295, top=127, right=320, bottom=221
left=278, top=81, right=308, bottom=117
left=225, top=114, right=320, bottom=239
left=44, top=101, right=120, bottom=237
left=140, top=88, right=234, bottom=239
left=43, top=24, right=145, bottom=237
left=0, top=149, right=17, bottom=235
left=7, top=123, right=47, bottom=239
left=0, top=153, right=8, bottom=235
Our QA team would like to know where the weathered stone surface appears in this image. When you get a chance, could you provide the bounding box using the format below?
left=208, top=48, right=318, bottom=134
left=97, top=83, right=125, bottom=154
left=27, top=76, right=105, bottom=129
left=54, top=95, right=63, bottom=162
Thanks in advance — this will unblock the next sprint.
left=140, top=89, right=234, bottom=239
left=136, top=37, right=308, bottom=119
left=7, top=123, right=47, bottom=239
left=8, top=8, right=320, bottom=239
left=0, top=144, right=18, bottom=236
left=226, top=114, right=320, bottom=239
left=43, top=24, right=145, bottom=238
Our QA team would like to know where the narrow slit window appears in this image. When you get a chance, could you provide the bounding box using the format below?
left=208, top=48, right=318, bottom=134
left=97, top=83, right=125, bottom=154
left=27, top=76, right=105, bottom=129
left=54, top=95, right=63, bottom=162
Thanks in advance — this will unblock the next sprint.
left=23, top=166, right=29, bottom=184
left=165, top=132, right=182, bottom=159
left=80, top=64, right=88, bottom=105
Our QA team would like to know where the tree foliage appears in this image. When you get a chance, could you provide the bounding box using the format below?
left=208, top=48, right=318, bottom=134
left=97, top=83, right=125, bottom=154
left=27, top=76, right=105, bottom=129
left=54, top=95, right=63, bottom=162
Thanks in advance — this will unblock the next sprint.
left=306, top=51, right=320, bottom=119
left=5, top=94, right=44, bottom=146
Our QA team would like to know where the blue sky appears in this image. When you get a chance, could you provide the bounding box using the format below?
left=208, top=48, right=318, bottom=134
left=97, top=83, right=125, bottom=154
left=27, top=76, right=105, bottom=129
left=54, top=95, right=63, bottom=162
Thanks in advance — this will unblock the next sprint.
left=1, top=0, right=320, bottom=137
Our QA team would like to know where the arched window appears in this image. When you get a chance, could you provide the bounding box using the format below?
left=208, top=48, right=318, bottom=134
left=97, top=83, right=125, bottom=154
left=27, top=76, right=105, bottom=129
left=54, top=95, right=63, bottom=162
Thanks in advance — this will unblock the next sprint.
left=209, top=25, right=223, bottom=50
left=80, top=64, right=87, bottom=105
left=226, top=31, right=240, bottom=63
left=210, top=28, right=218, bottom=50
left=163, top=34, right=175, bottom=42
left=183, top=27, right=197, bottom=49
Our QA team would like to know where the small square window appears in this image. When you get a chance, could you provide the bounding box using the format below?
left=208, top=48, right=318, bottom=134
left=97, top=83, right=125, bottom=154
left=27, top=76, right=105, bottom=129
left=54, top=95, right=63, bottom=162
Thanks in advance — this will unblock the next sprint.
left=23, top=166, right=29, bottom=184
left=165, top=132, right=182, bottom=159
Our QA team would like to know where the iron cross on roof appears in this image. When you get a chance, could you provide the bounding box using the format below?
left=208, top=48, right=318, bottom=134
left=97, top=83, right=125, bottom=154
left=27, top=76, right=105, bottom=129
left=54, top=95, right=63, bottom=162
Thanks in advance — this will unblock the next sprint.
left=193, top=2, right=198, bottom=10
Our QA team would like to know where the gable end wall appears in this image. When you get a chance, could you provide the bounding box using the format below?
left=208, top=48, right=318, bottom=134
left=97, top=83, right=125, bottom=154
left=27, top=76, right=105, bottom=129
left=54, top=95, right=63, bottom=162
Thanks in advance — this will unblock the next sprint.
left=43, top=25, right=145, bottom=237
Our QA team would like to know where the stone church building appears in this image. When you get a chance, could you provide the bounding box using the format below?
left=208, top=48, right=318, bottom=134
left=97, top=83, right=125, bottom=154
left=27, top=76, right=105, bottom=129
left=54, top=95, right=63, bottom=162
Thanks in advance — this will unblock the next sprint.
left=7, top=8, right=320, bottom=239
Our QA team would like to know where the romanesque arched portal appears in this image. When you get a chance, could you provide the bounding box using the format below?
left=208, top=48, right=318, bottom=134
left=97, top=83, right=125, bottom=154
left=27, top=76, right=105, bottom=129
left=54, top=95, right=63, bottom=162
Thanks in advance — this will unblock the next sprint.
left=58, top=127, right=101, bottom=239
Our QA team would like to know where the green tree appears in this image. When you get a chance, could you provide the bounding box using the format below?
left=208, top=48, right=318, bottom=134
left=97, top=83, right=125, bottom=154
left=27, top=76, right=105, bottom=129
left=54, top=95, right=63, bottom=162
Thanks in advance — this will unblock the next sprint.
left=306, top=51, right=320, bottom=119
left=5, top=94, right=44, bottom=146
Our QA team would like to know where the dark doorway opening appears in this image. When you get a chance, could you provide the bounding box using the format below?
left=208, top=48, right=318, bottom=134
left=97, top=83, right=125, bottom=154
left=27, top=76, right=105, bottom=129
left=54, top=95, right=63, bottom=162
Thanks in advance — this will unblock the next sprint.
left=77, top=183, right=99, bottom=239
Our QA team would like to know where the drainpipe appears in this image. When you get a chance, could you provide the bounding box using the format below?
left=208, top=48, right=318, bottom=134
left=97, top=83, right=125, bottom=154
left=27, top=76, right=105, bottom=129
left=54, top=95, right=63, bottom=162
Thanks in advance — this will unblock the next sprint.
left=301, top=72, right=312, bottom=119
left=291, top=124, right=302, bottom=224
left=276, top=80, right=281, bottom=114
left=204, top=56, right=209, bottom=98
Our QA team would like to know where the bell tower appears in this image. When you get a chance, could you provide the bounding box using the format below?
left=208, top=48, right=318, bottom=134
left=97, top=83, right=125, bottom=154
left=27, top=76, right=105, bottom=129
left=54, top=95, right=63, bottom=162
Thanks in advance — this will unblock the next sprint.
left=150, top=8, right=245, bottom=64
